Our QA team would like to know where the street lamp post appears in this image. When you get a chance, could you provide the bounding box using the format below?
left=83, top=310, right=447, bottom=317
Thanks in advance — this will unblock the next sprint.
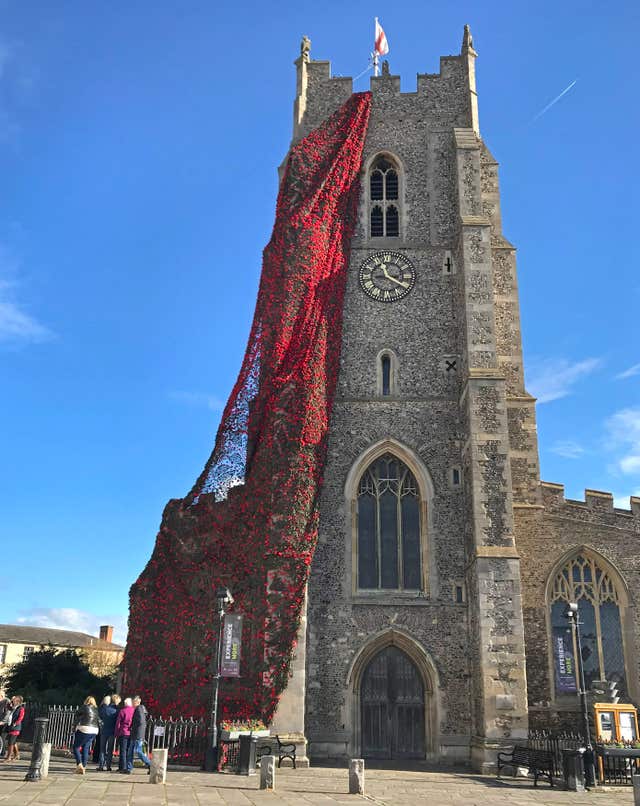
left=204, top=586, right=234, bottom=772
left=566, top=602, right=597, bottom=788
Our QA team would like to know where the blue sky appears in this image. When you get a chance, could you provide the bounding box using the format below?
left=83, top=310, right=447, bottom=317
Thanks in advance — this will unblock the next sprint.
left=1, top=1, right=638, bottom=644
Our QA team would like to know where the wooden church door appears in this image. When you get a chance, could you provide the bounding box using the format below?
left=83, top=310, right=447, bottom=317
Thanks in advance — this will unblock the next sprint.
left=360, top=646, right=425, bottom=759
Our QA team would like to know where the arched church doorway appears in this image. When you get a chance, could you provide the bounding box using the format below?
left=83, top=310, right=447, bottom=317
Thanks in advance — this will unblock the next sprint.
left=360, top=646, right=425, bottom=759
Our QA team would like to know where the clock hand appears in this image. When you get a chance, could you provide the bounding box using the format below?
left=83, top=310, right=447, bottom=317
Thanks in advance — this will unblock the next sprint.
left=381, top=264, right=409, bottom=289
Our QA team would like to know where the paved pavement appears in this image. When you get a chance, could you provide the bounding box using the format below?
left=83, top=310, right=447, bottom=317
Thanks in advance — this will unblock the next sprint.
left=0, top=755, right=634, bottom=805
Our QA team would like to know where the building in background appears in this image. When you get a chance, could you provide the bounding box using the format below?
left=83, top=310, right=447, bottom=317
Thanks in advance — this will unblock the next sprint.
left=0, top=624, right=124, bottom=683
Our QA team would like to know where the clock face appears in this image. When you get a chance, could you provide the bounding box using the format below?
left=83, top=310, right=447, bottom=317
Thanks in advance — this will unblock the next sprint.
left=359, top=251, right=416, bottom=302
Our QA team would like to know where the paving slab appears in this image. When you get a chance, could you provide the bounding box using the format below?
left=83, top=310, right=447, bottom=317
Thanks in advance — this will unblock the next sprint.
left=0, top=755, right=633, bottom=805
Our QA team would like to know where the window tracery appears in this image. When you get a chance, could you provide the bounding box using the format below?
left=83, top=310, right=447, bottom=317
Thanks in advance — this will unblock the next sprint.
left=549, top=553, right=627, bottom=697
left=357, top=453, right=421, bottom=590
left=368, top=155, right=401, bottom=238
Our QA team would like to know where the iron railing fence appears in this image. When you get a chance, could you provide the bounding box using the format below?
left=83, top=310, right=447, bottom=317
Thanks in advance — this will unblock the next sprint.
left=596, top=747, right=640, bottom=785
left=19, top=703, right=209, bottom=767
left=144, top=715, right=208, bottom=767
left=45, top=705, right=80, bottom=751
left=527, top=729, right=585, bottom=777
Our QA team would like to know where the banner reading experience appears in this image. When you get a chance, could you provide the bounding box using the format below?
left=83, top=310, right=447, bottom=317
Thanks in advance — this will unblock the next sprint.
left=220, top=614, right=243, bottom=678
left=553, top=626, right=577, bottom=693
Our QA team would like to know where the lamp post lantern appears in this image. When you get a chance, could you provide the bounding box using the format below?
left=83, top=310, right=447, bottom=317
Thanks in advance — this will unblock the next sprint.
left=566, top=601, right=597, bottom=788
left=204, top=586, right=234, bottom=772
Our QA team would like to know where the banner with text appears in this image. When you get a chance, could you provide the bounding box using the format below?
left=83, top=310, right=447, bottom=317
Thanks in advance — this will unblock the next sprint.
left=553, top=626, right=577, bottom=693
left=220, top=614, right=243, bottom=678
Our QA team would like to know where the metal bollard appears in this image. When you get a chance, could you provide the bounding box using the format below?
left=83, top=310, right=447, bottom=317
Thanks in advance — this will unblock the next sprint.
left=349, top=758, right=365, bottom=795
left=25, top=717, right=49, bottom=782
left=633, top=773, right=640, bottom=806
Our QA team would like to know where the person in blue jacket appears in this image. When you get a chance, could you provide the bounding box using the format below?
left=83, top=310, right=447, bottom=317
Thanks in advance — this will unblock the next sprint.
left=97, top=695, right=118, bottom=771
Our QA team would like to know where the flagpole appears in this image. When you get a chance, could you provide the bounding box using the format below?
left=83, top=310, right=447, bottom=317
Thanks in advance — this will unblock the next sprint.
left=373, top=17, right=379, bottom=76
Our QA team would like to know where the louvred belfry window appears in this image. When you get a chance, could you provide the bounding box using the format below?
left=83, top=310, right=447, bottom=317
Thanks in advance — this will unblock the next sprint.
left=369, top=155, right=401, bottom=238
left=550, top=553, right=627, bottom=697
left=357, top=454, right=421, bottom=590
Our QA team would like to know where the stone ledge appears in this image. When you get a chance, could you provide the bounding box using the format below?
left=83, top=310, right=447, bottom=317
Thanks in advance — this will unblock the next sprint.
left=474, top=546, right=520, bottom=559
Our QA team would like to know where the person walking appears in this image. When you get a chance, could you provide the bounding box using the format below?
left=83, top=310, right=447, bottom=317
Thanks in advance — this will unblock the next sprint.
left=127, top=696, right=151, bottom=773
left=97, top=695, right=117, bottom=771
left=72, top=696, right=101, bottom=774
left=3, top=695, right=25, bottom=762
left=114, top=697, right=135, bottom=773
left=0, top=690, right=12, bottom=755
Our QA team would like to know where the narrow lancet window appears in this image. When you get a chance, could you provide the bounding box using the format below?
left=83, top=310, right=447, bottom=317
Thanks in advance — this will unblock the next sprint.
left=381, top=355, right=391, bottom=396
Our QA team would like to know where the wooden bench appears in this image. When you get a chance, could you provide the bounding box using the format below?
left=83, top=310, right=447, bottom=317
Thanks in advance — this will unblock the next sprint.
left=257, top=735, right=297, bottom=769
left=497, top=745, right=555, bottom=787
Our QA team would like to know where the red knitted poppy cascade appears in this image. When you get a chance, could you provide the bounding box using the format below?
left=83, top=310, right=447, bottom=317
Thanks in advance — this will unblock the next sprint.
left=124, top=92, right=371, bottom=720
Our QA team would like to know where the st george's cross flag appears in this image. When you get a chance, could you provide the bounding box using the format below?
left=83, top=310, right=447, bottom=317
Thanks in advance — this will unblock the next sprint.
left=374, top=18, right=389, bottom=56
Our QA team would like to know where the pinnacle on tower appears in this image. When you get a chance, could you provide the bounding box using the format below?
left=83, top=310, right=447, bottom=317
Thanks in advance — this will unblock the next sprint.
left=461, top=24, right=475, bottom=54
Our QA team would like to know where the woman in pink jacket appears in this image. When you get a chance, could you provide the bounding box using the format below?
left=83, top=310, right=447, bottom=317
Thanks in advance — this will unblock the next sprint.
left=114, top=697, right=135, bottom=773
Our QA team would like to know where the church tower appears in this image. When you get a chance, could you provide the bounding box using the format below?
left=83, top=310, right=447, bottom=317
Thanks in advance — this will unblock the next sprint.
left=287, top=27, right=539, bottom=770
left=126, top=26, right=640, bottom=773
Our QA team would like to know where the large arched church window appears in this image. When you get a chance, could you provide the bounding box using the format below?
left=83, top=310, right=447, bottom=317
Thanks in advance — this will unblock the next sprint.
left=357, top=453, right=421, bottom=590
left=369, top=155, right=401, bottom=238
left=549, top=553, right=627, bottom=697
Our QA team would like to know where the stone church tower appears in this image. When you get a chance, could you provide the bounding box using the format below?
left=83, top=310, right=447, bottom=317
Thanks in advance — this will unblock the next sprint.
left=267, top=27, right=531, bottom=771
left=269, top=27, right=640, bottom=771
left=124, top=25, right=639, bottom=773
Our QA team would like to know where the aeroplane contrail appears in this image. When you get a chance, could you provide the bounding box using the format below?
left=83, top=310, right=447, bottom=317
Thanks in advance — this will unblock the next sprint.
left=530, top=80, right=577, bottom=123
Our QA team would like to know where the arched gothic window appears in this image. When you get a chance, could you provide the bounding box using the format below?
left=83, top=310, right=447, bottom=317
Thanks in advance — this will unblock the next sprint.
left=357, top=454, right=421, bottom=590
left=369, top=155, right=401, bottom=238
left=550, top=553, right=627, bottom=697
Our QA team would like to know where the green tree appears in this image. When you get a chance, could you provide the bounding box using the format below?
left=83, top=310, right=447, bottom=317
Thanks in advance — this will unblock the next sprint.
left=5, top=648, right=114, bottom=705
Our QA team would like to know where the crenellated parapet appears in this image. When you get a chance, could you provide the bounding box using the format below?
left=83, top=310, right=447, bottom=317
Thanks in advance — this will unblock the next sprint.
left=541, top=481, right=640, bottom=530
left=292, top=28, right=479, bottom=142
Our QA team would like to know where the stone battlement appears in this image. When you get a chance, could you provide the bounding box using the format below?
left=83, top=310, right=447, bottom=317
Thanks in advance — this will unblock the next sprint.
left=541, top=481, right=640, bottom=525
left=293, top=26, right=479, bottom=142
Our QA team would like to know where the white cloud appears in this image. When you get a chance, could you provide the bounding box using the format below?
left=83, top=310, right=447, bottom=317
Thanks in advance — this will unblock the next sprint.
left=168, top=390, right=224, bottom=412
left=16, top=608, right=127, bottom=645
left=605, top=407, right=640, bottom=477
left=527, top=357, right=601, bottom=404
left=0, top=300, right=52, bottom=342
left=616, top=363, right=640, bottom=380
left=0, top=244, right=52, bottom=344
left=550, top=440, right=585, bottom=459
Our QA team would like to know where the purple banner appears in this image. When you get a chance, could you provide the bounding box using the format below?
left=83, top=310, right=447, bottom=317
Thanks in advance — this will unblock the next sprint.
left=553, top=627, right=577, bottom=693
left=220, top=614, right=243, bottom=677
